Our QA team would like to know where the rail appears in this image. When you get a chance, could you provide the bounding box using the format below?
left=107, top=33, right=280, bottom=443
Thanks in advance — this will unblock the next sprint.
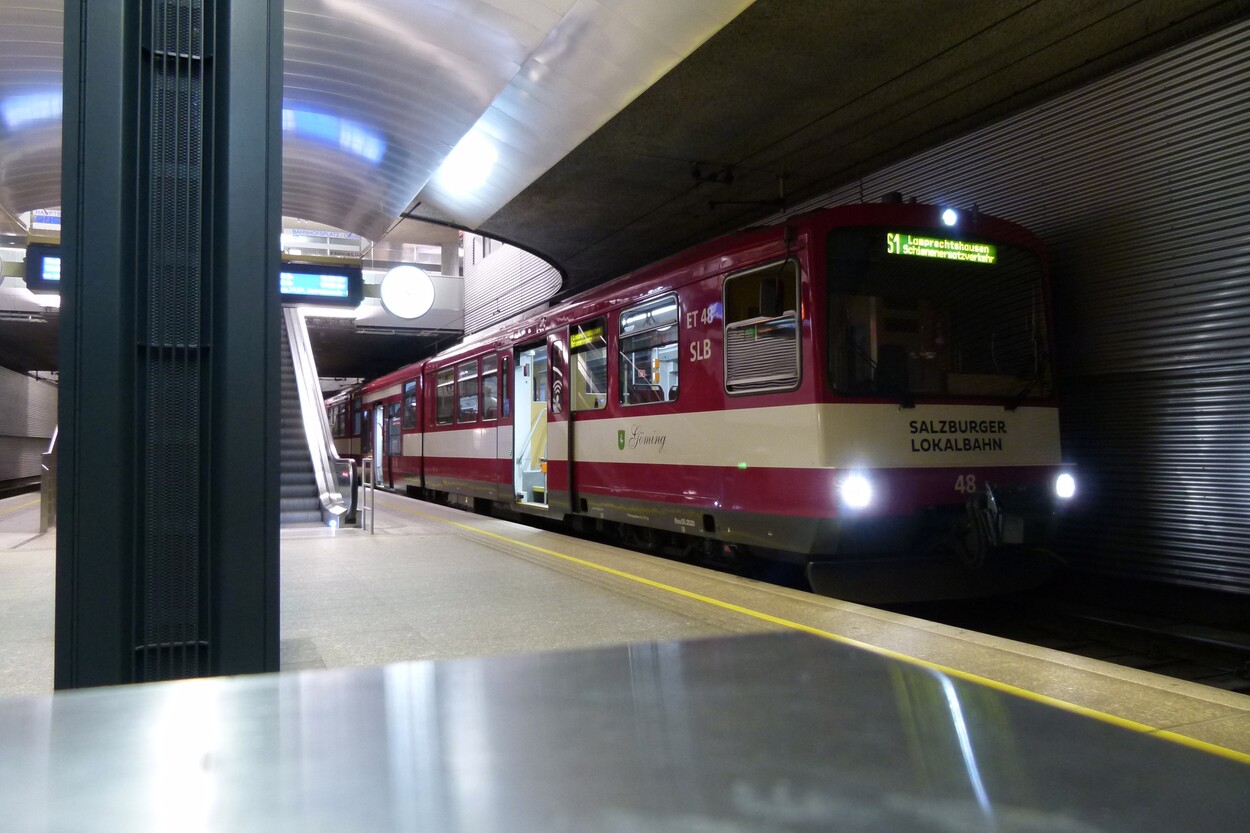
left=358, top=455, right=375, bottom=532
left=514, top=407, right=547, bottom=483
left=283, top=307, right=352, bottom=527
left=39, top=425, right=57, bottom=533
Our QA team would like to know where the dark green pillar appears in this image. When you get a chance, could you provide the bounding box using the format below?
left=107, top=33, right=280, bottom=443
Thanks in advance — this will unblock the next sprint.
left=56, top=0, right=283, bottom=687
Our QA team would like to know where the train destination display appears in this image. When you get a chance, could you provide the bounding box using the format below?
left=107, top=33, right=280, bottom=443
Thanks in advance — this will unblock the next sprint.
left=886, top=232, right=997, bottom=265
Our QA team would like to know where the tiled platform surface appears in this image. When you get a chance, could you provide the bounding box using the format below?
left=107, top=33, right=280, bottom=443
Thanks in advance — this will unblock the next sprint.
left=5, top=489, right=1250, bottom=763
left=0, top=490, right=758, bottom=698
left=0, top=495, right=53, bottom=698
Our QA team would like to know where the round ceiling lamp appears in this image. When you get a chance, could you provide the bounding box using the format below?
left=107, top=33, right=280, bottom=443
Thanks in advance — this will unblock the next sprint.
left=379, top=265, right=435, bottom=319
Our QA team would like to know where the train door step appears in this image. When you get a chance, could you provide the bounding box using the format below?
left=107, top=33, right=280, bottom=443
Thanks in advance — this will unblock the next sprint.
left=516, top=485, right=547, bottom=507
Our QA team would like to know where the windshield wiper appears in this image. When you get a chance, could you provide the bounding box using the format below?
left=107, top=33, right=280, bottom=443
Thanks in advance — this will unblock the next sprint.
left=1005, top=352, right=1049, bottom=411
left=848, top=341, right=914, bottom=409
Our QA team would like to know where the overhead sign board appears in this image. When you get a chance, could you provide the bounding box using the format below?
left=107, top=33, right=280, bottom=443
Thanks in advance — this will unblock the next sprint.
left=24, top=242, right=61, bottom=292
left=279, top=262, right=363, bottom=307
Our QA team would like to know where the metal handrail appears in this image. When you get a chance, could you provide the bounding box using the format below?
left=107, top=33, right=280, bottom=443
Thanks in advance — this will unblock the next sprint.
left=359, top=455, right=375, bottom=532
left=40, top=425, right=57, bottom=533
left=284, top=307, right=351, bottom=527
left=514, top=406, right=547, bottom=473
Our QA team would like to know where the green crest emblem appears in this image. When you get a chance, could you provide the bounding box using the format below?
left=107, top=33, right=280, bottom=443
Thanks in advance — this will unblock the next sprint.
left=617, top=430, right=626, bottom=450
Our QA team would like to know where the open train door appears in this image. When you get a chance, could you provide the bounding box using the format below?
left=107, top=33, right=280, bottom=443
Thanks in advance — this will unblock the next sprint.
left=545, top=329, right=571, bottom=514
left=512, top=341, right=550, bottom=506
left=371, top=405, right=384, bottom=486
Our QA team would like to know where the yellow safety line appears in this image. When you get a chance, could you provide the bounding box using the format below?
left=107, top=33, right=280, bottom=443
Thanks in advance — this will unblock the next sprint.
left=379, top=495, right=1250, bottom=765
left=0, top=498, right=39, bottom=518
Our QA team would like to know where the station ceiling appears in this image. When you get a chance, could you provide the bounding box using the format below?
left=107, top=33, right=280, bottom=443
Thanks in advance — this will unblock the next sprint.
left=0, top=0, right=1246, bottom=376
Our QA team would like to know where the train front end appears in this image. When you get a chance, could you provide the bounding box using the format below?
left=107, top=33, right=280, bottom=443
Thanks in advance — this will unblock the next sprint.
left=807, top=203, right=1076, bottom=601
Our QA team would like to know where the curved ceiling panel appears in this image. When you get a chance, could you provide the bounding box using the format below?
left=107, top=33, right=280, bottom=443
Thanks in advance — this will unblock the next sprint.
left=0, top=1, right=62, bottom=233
left=0, top=0, right=751, bottom=248
left=283, top=0, right=574, bottom=239
left=410, top=0, right=755, bottom=231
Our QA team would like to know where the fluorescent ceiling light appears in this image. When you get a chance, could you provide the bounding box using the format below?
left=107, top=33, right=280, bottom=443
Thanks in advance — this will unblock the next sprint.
left=282, top=107, right=386, bottom=165
left=298, top=305, right=359, bottom=319
left=433, top=131, right=497, bottom=197
left=2, top=92, right=62, bottom=129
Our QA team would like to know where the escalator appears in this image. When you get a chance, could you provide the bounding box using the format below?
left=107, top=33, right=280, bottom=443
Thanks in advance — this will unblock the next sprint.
left=279, top=316, right=323, bottom=525
left=280, top=309, right=354, bottom=528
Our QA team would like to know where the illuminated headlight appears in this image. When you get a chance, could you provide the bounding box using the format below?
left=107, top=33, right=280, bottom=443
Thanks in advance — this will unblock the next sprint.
left=839, top=473, right=873, bottom=509
left=1054, top=473, right=1076, bottom=500
left=941, top=208, right=958, bottom=227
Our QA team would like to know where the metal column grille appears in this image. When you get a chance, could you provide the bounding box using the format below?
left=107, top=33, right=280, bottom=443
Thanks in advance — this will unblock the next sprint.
left=782, top=19, right=1250, bottom=594
left=135, top=0, right=214, bottom=680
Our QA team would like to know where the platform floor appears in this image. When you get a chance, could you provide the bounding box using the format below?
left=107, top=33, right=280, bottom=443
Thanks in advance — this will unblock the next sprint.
left=3, top=489, right=1250, bottom=764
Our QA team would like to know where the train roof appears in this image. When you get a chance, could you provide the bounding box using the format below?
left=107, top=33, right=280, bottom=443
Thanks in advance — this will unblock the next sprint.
left=355, top=200, right=1045, bottom=390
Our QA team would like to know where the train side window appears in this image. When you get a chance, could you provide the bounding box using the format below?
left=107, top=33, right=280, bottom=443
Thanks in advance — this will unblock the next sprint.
left=388, top=402, right=402, bottom=454
left=481, top=355, right=499, bottom=420
left=456, top=359, right=479, bottom=423
left=619, top=294, right=679, bottom=405
left=435, top=368, right=455, bottom=425
left=402, top=380, right=417, bottom=429
left=352, top=399, right=363, bottom=437
left=723, top=260, right=800, bottom=394
left=571, top=318, right=608, bottom=411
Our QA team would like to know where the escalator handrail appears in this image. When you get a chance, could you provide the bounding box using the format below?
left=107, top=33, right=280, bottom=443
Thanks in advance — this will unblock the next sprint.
left=284, top=307, right=351, bottom=524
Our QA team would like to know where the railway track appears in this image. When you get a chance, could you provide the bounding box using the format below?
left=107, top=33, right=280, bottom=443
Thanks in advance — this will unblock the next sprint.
left=899, top=592, right=1250, bottom=694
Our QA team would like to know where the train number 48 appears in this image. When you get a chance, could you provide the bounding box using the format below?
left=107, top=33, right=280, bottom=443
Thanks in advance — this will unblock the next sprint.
left=954, top=474, right=977, bottom=494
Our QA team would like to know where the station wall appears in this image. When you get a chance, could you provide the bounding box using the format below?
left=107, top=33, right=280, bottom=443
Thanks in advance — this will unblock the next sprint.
left=0, top=366, right=56, bottom=488
left=461, top=233, right=561, bottom=334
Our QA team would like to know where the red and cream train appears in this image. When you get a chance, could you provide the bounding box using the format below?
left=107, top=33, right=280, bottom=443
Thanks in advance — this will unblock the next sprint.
left=328, top=201, right=1076, bottom=600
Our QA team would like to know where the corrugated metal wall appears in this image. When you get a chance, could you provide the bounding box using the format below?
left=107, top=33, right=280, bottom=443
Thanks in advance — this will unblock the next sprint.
left=462, top=233, right=561, bottom=334
left=788, top=19, right=1250, bottom=593
left=0, top=366, right=56, bottom=484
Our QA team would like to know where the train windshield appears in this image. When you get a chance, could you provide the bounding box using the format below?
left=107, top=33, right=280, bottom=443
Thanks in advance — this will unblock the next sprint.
left=827, top=227, right=1050, bottom=403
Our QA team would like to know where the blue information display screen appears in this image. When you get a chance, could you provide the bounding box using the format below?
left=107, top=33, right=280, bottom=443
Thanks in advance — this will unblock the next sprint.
left=279, top=262, right=362, bottom=306
left=24, top=243, right=61, bottom=292
left=280, top=270, right=350, bottom=298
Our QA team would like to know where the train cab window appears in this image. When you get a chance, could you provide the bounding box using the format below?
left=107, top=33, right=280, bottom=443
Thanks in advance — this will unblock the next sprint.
left=402, top=380, right=417, bottom=429
left=723, top=260, right=800, bottom=394
left=571, top=318, right=607, bottom=411
left=619, top=295, right=679, bottom=405
left=827, top=228, right=1049, bottom=402
left=481, top=355, right=499, bottom=420
left=435, top=368, right=455, bottom=425
left=456, top=359, right=479, bottom=423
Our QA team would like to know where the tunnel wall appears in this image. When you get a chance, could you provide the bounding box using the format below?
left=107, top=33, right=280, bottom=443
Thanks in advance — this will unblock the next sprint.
left=0, top=366, right=56, bottom=489
left=792, top=19, right=1250, bottom=593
